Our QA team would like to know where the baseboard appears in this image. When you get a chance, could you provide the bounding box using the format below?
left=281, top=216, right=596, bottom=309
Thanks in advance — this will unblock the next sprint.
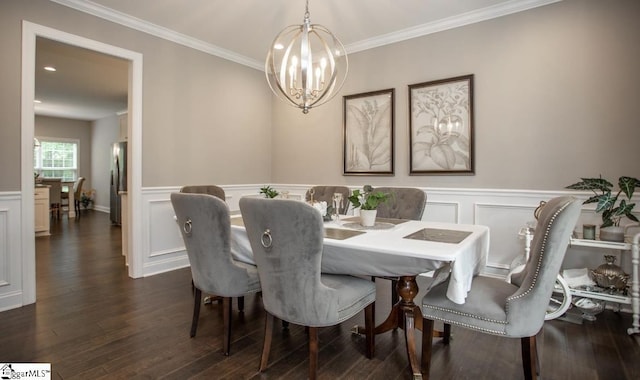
left=0, top=291, right=23, bottom=313
left=92, top=205, right=109, bottom=213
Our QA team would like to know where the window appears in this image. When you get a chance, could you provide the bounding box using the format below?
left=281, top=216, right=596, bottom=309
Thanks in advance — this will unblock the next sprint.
left=34, top=138, right=79, bottom=182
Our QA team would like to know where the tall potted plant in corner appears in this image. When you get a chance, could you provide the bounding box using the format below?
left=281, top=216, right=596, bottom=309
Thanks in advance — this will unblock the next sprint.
left=566, top=175, right=639, bottom=241
left=347, top=185, right=390, bottom=227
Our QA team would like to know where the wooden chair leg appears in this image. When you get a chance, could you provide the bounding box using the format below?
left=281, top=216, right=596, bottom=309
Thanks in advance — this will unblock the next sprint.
left=222, top=297, right=232, bottom=356
left=190, top=288, right=201, bottom=338
left=259, top=313, right=275, bottom=372
left=370, top=276, right=399, bottom=306
left=443, top=323, right=451, bottom=345
left=535, top=329, right=541, bottom=376
left=421, top=317, right=435, bottom=379
left=237, top=296, right=245, bottom=312
left=391, top=278, right=398, bottom=305
left=364, top=302, right=375, bottom=359
left=521, top=336, right=537, bottom=380
left=308, top=326, right=318, bottom=380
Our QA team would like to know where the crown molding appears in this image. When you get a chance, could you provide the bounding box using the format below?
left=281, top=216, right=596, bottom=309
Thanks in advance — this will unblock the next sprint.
left=345, top=0, right=562, bottom=54
left=50, top=0, right=264, bottom=70
left=51, top=0, right=561, bottom=71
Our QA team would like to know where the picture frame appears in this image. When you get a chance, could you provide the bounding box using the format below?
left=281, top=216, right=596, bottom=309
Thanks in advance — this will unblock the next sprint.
left=343, top=88, right=395, bottom=175
left=408, top=74, right=474, bottom=175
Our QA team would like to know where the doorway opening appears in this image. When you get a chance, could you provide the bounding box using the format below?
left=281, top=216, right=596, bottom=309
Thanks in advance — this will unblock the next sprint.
left=21, top=21, right=143, bottom=306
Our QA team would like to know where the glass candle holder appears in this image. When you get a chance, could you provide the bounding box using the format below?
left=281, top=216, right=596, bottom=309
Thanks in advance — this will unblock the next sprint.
left=582, top=224, right=596, bottom=240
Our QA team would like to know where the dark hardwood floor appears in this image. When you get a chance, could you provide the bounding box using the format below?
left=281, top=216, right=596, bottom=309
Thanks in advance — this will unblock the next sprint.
left=1, top=210, right=639, bottom=379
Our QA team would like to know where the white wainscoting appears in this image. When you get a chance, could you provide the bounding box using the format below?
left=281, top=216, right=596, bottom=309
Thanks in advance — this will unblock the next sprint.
left=2, top=187, right=636, bottom=312
left=141, top=185, right=637, bottom=279
left=140, top=188, right=190, bottom=276
left=0, top=193, right=24, bottom=312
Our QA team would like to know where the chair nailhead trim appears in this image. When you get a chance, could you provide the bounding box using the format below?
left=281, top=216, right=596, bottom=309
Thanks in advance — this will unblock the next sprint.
left=424, top=315, right=506, bottom=335
left=506, top=200, right=571, bottom=306
left=423, top=305, right=507, bottom=324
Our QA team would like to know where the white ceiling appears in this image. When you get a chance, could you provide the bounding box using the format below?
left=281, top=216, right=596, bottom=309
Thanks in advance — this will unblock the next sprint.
left=38, top=0, right=559, bottom=120
left=35, top=37, right=129, bottom=121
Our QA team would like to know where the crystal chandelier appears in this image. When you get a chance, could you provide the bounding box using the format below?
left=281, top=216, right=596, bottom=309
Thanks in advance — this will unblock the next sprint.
left=265, top=0, right=348, bottom=114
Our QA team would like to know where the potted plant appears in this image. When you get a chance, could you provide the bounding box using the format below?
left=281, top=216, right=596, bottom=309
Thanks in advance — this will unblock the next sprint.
left=80, top=189, right=95, bottom=210
left=566, top=175, right=639, bottom=241
left=347, top=185, right=390, bottom=226
left=259, top=185, right=279, bottom=199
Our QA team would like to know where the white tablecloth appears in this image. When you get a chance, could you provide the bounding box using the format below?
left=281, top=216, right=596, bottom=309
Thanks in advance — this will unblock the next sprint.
left=230, top=217, right=489, bottom=304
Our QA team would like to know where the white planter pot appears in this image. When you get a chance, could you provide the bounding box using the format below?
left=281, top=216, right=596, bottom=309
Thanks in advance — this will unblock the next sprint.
left=360, top=209, right=377, bottom=227
left=599, top=226, right=625, bottom=242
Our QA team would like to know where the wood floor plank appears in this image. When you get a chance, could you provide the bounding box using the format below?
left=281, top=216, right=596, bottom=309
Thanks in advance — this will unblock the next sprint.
left=0, top=211, right=638, bottom=379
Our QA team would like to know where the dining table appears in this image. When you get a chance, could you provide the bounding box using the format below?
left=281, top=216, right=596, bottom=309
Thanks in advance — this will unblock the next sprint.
left=229, top=214, right=490, bottom=379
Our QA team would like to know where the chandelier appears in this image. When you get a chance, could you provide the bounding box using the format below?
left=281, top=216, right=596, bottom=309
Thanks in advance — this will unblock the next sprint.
left=265, top=0, right=348, bottom=114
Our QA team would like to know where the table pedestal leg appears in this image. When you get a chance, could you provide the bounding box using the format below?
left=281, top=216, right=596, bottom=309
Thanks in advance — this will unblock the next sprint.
left=371, top=275, right=422, bottom=333
left=355, top=276, right=425, bottom=379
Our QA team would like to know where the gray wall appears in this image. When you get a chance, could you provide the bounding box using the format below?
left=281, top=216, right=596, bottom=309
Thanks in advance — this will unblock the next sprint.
left=271, top=0, right=640, bottom=190
left=0, top=0, right=272, bottom=191
left=34, top=115, right=92, bottom=191
left=2, top=0, right=639, bottom=193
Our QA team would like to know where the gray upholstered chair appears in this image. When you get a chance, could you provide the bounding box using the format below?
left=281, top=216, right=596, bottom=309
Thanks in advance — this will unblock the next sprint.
left=180, top=185, right=234, bottom=333
left=305, top=185, right=351, bottom=214
left=421, top=196, right=581, bottom=380
left=180, top=185, right=226, bottom=201
left=41, top=178, right=62, bottom=219
left=171, top=192, right=261, bottom=356
left=374, top=187, right=427, bottom=304
left=374, top=187, right=426, bottom=221
left=239, top=197, right=376, bottom=380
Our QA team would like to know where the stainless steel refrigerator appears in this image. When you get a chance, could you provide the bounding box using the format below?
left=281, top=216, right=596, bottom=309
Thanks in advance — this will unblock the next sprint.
left=110, top=141, right=127, bottom=225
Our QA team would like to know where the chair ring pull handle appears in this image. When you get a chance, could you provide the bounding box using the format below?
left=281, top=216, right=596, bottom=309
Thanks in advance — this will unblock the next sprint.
left=261, top=229, right=272, bottom=248
left=183, top=218, right=192, bottom=235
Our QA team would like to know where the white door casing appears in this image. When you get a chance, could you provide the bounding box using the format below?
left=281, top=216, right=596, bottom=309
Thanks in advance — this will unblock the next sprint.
left=20, top=21, right=144, bottom=306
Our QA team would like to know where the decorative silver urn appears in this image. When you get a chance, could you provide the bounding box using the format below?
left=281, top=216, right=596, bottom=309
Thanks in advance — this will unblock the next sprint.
left=591, top=255, right=629, bottom=290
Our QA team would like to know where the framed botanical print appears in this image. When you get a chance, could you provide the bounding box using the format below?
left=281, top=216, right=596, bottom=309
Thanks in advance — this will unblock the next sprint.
left=343, top=88, right=394, bottom=175
left=409, top=74, right=474, bottom=175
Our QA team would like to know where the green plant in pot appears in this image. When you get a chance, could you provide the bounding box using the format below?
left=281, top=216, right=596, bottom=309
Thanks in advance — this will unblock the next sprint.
left=80, top=192, right=94, bottom=209
left=259, top=185, right=279, bottom=199
left=348, top=185, right=390, bottom=226
left=566, top=175, right=639, bottom=241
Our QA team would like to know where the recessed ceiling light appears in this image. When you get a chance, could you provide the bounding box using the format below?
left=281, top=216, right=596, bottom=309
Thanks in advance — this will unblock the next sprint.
left=44, top=66, right=56, bottom=72
left=34, top=99, right=42, bottom=103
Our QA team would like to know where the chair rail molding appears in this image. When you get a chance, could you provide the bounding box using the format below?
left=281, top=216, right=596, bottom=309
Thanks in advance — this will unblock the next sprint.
left=3, top=185, right=636, bottom=312
left=141, top=185, right=636, bottom=280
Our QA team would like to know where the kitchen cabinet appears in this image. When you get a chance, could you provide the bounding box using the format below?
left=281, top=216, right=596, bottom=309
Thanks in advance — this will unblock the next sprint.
left=35, top=186, right=50, bottom=236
